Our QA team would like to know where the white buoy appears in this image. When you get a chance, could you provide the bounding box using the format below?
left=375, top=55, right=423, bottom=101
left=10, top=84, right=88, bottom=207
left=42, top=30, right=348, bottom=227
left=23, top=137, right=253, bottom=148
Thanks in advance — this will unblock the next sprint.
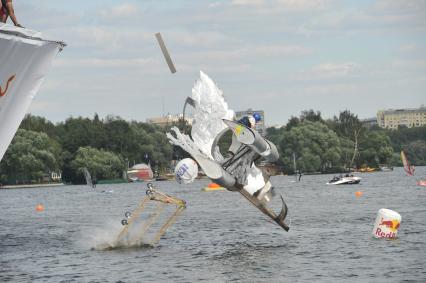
left=174, top=158, right=198, bottom=184
left=372, top=208, right=401, bottom=239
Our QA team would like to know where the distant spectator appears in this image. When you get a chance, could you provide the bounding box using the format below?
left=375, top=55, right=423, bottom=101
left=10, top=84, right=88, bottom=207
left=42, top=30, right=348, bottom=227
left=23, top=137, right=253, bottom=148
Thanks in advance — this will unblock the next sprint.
left=0, top=0, right=23, bottom=27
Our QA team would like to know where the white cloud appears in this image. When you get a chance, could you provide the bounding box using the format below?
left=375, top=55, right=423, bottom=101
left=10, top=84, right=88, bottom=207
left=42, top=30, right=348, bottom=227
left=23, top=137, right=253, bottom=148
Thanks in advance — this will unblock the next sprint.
left=275, top=0, right=333, bottom=11
left=302, top=83, right=359, bottom=95
left=392, top=59, right=426, bottom=69
left=61, top=26, right=153, bottom=53
left=209, top=2, right=223, bottom=8
left=291, top=62, right=360, bottom=81
left=53, top=58, right=157, bottom=69
left=99, top=3, right=139, bottom=19
left=399, top=44, right=420, bottom=53
left=182, top=44, right=311, bottom=62
left=290, top=0, right=426, bottom=36
left=372, top=0, right=426, bottom=15
left=231, top=0, right=265, bottom=6
left=251, top=45, right=311, bottom=56
left=166, top=30, right=235, bottom=47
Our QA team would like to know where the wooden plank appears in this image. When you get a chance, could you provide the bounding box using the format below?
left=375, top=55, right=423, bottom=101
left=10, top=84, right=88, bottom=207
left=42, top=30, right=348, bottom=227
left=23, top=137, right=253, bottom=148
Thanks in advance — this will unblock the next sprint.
left=155, top=32, right=176, bottom=73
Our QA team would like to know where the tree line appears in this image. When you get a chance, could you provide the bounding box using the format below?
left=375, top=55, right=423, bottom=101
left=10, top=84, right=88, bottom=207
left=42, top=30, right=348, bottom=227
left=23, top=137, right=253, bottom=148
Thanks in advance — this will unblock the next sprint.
left=267, top=110, right=426, bottom=174
left=0, top=114, right=173, bottom=185
left=0, top=111, right=425, bottom=184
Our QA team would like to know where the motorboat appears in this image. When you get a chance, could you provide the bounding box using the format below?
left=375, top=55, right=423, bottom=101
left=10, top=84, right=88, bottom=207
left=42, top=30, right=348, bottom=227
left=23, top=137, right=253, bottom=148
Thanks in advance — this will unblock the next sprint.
left=327, top=174, right=361, bottom=185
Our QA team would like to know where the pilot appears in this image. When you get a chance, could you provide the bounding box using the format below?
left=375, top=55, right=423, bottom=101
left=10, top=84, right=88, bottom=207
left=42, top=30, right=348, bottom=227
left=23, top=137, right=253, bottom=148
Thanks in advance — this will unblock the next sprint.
left=238, top=113, right=261, bottom=129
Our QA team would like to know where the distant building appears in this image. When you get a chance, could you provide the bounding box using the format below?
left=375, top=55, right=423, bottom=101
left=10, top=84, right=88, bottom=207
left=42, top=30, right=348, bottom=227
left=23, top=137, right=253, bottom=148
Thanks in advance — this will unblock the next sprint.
left=377, top=106, right=426, bottom=129
left=362, top=117, right=378, bottom=129
left=51, top=172, right=62, bottom=182
left=146, top=114, right=192, bottom=128
left=235, top=109, right=266, bottom=136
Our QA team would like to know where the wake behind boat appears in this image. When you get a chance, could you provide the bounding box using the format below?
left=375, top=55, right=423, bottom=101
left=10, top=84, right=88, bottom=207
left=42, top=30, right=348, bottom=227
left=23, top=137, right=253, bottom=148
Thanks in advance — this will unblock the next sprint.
left=327, top=174, right=361, bottom=185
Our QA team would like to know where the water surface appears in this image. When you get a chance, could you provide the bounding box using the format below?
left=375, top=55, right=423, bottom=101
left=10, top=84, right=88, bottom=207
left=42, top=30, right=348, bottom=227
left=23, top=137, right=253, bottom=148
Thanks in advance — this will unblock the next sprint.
left=1, top=167, right=425, bottom=282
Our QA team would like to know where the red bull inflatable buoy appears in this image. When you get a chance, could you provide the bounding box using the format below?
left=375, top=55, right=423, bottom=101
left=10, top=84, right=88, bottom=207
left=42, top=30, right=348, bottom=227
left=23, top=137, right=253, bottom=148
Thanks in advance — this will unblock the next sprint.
left=372, top=208, right=401, bottom=239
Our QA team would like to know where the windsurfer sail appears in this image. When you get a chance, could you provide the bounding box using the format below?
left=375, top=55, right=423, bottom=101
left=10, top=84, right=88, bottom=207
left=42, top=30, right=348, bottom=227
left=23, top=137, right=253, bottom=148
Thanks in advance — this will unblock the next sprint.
left=0, top=23, right=66, bottom=162
left=167, top=71, right=290, bottom=231
left=82, top=167, right=94, bottom=188
left=401, top=150, right=415, bottom=176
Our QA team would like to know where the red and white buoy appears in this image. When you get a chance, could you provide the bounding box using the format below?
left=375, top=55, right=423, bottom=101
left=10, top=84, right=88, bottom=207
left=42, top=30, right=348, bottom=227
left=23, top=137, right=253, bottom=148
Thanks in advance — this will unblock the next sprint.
left=372, top=208, right=401, bottom=239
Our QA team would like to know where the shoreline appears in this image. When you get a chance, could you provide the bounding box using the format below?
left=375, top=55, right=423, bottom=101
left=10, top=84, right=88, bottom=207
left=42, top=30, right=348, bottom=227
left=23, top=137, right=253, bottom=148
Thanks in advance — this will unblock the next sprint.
left=0, top=183, right=65, bottom=189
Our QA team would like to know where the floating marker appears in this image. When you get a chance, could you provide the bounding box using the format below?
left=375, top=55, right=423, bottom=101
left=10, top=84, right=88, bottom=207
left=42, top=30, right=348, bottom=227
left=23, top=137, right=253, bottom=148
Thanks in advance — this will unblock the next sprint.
left=372, top=208, right=401, bottom=239
left=201, top=183, right=226, bottom=192
left=355, top=191, right=363, bottom=197
left=35, top=204, right=44, bottom=212
left=155, top=32, right=176, bottom=73
left=174, top=158, right=198, bottom=184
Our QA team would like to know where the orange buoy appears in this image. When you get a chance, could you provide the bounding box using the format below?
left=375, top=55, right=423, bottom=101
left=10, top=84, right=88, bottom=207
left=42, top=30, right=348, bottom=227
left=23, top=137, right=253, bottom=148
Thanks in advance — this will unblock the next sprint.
left=35, top=204, right=45, bottom=212
left=355, top=191, right=363, bottom=197
left=208, top=183, right=221, bottom=188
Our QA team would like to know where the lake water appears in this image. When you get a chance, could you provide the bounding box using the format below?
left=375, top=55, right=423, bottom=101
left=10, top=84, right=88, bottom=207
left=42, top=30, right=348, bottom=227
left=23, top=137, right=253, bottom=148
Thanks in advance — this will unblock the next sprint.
left=1, top=167, right=425, bottom=282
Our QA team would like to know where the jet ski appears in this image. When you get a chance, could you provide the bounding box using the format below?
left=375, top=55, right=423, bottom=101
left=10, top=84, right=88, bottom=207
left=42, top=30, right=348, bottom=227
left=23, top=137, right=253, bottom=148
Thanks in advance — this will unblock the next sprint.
left=327, top=174, right=361, bottom=185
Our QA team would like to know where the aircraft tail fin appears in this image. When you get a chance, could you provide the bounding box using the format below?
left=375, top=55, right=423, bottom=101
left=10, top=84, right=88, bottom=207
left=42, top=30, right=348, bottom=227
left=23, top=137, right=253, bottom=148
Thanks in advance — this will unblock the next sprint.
left=275, top=195, right=290, bottom=231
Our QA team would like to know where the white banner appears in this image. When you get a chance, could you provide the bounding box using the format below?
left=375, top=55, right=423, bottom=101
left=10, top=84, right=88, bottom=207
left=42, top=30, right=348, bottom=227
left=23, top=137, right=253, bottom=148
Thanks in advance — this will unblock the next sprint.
left=0, top=24, right=65, bottom=161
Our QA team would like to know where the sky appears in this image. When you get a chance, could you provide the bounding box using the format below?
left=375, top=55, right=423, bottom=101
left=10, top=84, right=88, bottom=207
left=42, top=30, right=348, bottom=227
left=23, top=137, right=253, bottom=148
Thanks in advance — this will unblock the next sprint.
left=10, top=0, right=426, bottom=126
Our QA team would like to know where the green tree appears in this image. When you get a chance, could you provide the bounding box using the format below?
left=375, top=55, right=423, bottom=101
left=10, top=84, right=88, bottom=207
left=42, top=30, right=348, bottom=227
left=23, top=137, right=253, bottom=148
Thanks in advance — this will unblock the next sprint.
left=359, top=131, right=394, bottom=167
left=0, top=129, right=61, bottom=184
left=405, top=140, right=426, bottom=166
left=279, top=121, right=341, bottom=173
left=70, top=146, right=125, bottom=181
left=20, top=114, right=59, bottom=140
left=58, top=116, right=106, bottom=153
left=329, top=110, right=364, bottom=168
left=300, top=109, right=324, bottom=123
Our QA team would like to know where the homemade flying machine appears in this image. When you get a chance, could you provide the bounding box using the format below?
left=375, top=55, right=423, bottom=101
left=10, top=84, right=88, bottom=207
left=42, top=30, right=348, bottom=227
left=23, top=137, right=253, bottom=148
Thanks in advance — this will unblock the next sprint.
left=167, top=71, right=289, bottom=231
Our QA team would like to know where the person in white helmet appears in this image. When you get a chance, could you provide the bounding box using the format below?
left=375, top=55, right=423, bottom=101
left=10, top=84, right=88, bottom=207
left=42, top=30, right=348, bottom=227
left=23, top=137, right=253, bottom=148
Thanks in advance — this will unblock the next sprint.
left=237, top=113, right=261, bottom=129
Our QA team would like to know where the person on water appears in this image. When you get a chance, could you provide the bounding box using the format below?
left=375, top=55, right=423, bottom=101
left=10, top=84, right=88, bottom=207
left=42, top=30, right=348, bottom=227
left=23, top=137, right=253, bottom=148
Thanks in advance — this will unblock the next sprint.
left=92, top=176, right=97, bottom=188
left=238, top=113, right=261, bottom=129
left=0, top=0, right=22, bottom=27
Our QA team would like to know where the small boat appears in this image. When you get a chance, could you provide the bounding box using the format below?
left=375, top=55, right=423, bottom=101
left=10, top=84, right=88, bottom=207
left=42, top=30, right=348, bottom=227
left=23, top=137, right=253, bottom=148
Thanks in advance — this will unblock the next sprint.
left=379, top=166, right=393, bottom=172
left=358, top=167, right=376, bottom=172
left=327, top=175, right=361, bottom=185
left=202, top=183, right=226, bottom=192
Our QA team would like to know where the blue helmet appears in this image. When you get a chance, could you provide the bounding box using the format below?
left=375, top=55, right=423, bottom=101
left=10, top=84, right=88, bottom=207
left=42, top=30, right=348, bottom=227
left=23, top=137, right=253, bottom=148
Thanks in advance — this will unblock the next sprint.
left=253, top=113, right=261, bottom=122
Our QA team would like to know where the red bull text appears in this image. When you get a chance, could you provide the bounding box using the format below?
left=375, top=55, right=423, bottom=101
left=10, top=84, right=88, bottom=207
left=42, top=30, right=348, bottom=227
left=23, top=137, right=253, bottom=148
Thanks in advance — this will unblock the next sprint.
left=374, top=218, right=400, bottom=239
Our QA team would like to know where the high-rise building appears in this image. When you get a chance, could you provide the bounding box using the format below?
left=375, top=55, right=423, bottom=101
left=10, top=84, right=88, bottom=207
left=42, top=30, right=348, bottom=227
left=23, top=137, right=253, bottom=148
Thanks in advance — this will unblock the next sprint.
left=146, top=114, right=192, bottom=128
left=377, top=106, right=426, bottom=129
left=235, top=109, right=266, bottom=136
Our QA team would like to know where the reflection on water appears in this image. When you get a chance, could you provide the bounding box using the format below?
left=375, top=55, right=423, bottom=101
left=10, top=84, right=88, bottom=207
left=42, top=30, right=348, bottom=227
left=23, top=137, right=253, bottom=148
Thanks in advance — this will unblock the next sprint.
left=1, top=167, right=426, bottom=282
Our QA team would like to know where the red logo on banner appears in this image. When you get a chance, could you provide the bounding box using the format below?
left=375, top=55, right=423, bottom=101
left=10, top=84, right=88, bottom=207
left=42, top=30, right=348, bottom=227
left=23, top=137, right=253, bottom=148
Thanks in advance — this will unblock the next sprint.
left=0, top=75, right=16, bottom=97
